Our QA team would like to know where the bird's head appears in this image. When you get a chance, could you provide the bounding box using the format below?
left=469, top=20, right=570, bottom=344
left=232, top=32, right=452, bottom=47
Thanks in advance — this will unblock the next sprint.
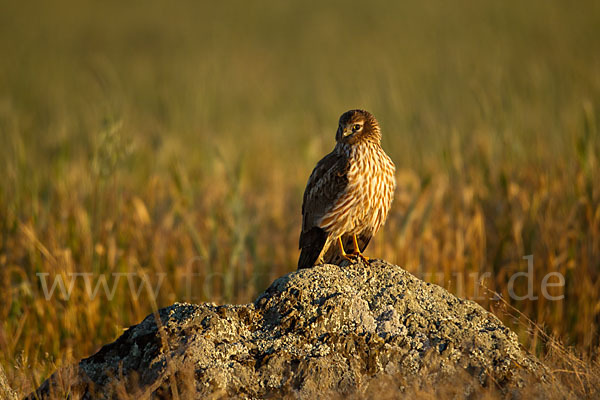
left=335, top=109, right=382, bottom=145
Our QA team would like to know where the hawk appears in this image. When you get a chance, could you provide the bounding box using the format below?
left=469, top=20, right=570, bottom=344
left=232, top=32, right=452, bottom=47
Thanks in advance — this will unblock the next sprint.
left=298, top=109, right=396, bottom=269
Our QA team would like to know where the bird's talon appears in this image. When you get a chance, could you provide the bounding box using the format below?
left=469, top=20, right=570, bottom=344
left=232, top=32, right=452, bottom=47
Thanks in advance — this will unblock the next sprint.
left=349, top=252, right=369, bottom=264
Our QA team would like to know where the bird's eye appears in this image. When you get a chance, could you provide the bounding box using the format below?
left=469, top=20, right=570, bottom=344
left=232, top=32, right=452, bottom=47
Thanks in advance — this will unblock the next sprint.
left=352, top=124, right=361, bottom=132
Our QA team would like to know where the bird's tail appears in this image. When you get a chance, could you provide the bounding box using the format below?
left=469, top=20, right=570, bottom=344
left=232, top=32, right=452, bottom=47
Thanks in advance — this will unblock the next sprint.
left=297, top=227, right=327, bottom=269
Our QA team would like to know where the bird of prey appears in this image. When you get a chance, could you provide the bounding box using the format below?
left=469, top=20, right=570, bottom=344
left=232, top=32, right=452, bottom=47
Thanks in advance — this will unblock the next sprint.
left=298, top=109, right=396, bottom=269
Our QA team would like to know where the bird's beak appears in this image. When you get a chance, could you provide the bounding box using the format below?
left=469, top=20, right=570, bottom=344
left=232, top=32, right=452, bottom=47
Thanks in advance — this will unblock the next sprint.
left=342, top=126, right=353, bottom=137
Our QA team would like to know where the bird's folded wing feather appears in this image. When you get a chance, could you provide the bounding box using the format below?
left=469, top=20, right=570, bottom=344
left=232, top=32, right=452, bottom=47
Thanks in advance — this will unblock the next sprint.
left=299, top=151, right=349, bottom=247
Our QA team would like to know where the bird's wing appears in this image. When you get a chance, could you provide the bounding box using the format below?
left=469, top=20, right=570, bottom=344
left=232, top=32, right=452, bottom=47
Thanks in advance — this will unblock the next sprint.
left=299, top=151, right=349, bottom=248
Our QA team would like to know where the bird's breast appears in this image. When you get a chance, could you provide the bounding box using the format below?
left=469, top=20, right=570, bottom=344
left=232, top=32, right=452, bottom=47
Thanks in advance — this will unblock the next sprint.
left=321, top=143, right=395, bottom=237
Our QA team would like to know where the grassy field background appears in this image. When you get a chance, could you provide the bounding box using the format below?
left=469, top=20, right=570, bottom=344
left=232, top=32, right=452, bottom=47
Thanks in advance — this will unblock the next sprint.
left=0, top=0, right=599, bottom=395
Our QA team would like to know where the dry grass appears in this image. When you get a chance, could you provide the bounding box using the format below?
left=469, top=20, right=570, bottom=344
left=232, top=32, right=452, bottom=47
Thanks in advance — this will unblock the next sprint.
left=0, top=0, right=599, bottom=397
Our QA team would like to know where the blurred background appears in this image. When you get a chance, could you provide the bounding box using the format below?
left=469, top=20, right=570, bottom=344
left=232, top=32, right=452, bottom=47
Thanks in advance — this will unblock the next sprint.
left=0, top=0, right=599, bottom=393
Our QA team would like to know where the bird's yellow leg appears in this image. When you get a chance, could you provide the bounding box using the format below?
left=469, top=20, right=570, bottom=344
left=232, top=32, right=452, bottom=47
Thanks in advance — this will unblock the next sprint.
left=352, top=234, right=370, bottom=263
left=337, top=237, right=354, bottom=262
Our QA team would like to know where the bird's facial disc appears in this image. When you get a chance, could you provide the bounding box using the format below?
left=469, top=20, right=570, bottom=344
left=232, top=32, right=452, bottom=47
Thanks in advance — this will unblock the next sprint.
left=342, top=121, right=364, bottom=137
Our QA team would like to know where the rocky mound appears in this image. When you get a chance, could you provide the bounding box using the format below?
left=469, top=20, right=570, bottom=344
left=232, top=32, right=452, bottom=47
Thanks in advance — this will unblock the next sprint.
left=28, top=260, right=552, bottom=399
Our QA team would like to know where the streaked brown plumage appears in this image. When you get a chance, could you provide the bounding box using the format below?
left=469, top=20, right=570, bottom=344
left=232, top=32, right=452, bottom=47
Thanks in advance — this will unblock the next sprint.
left=298, top=109, right=396, bottom=269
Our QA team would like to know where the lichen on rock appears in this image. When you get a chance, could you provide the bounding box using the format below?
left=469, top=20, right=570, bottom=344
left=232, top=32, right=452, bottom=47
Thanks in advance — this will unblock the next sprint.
left=28, top=260, right=552, bottom=399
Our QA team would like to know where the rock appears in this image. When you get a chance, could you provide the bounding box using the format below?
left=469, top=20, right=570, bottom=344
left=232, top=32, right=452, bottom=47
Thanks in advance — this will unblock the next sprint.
left=0, top=365, right=18, bottom=400
left=27, top=260, right=553, bottom=399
